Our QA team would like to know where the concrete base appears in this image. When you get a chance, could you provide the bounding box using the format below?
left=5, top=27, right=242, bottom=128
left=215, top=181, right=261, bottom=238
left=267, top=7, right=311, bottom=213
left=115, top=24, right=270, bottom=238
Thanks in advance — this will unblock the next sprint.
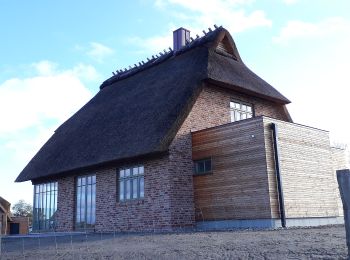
left=196, top=217, right=344, bottom=230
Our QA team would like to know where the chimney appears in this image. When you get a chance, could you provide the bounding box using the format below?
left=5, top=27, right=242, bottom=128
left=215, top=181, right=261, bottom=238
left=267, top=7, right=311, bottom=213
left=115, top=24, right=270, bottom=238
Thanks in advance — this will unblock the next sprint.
left=173, top=27, right=190, bottom=52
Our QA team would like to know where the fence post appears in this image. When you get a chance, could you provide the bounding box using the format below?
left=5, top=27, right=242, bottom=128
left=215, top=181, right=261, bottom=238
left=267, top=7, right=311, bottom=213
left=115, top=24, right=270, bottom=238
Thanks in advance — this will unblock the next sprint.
left=336, top=169, right=350, bottom=257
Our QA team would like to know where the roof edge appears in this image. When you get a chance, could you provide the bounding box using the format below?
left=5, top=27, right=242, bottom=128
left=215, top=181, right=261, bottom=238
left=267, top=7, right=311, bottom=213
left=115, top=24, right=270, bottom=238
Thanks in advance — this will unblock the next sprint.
left=204, top=78, right=291, bottom=104
left=18, top=150, right=168, bottom=183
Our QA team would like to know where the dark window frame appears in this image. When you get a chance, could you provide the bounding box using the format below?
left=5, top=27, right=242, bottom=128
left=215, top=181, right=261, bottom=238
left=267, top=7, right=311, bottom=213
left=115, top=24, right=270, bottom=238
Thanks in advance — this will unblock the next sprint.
left=75, top=174, right=96, bottom=230
left=118, top=165, right=145, bottom=202
left=33, top=181, right=58, bottom=231
left=194, top=158, right=213, bottom=175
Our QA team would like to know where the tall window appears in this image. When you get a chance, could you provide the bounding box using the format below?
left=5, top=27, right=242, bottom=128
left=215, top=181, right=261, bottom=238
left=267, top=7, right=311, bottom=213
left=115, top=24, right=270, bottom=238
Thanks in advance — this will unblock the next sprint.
left=119, top=166, right=144, bottom=201
left=76, top=175, right=96, bottom=229
left=230, top=100, right=253, bottom=122
left=33, top=182, right=57, bottom=231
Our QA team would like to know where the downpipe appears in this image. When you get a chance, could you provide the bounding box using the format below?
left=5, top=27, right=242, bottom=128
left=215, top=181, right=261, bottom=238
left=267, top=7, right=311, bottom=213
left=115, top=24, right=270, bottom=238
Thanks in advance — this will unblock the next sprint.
left=271, top=123, right=286, bottom=228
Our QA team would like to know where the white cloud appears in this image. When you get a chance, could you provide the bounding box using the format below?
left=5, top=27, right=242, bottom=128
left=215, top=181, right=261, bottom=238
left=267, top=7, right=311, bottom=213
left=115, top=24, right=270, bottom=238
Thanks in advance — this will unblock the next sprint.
left=87, top=42, right=115, bottom=62
left=0, top=62, right=94, bottom=134
left=274, top=17, right=350, bottom=43
left=130, top=0, right=271, bottom=54
left=0, top=61, right=96, bottom=203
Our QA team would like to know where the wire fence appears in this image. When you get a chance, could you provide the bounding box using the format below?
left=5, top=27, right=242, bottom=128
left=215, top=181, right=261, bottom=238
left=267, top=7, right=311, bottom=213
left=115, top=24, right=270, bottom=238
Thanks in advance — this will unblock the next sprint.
left=0, top=230, right=125, bottom=260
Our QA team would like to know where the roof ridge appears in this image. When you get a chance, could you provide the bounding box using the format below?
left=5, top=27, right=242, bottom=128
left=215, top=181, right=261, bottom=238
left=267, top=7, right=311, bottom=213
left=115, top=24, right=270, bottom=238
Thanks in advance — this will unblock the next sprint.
left=99, top=25, right=223, bottom=90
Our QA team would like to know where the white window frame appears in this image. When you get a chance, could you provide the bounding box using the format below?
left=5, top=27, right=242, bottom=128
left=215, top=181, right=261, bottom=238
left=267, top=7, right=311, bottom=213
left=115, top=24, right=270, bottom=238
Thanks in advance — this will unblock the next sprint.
left=230, top=100, right=253, bottom=122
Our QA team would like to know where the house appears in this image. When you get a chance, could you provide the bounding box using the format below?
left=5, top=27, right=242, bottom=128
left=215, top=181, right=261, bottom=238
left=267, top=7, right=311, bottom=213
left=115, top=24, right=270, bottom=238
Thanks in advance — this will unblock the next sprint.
left=0, top=197, right=11, bottom=235
left=0, top=197, right=29, bottom=235
left=16, top=26, right=343, bottom=232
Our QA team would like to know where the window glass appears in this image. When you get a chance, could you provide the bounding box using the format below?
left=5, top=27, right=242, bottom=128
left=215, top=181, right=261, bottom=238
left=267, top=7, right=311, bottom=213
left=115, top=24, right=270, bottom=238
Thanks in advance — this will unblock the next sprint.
left=140, top=177, right=144, bottom=198
left=119, top=181, right=124, bottom=201
left=194, top=159, right=212, bottom=175
left=133, top=178, right=138, bottom=198
left=119, top=165, right=145, bottom=201
left=230, top=100, right=253, bottom=122
left=33, top=181, right=58, bottom=231
left=75, top=175, right=96, bottom=229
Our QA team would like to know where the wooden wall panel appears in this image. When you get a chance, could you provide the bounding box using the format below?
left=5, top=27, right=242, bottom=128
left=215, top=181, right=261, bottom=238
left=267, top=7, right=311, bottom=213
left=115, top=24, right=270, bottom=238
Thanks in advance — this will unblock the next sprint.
left=263, top=117, right=339, bottom=219
left=192, top=118, right=273, bottom=221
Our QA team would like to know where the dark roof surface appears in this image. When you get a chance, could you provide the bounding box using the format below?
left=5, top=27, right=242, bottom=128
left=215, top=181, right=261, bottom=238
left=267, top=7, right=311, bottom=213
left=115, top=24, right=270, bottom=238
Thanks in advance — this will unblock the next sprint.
left=16, top=26, right=290, bottom=182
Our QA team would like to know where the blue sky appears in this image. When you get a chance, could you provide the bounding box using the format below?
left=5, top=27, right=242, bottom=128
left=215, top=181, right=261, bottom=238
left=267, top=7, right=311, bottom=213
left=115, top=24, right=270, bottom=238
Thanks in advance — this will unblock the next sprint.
left=1, top=0, right=350, bottom=205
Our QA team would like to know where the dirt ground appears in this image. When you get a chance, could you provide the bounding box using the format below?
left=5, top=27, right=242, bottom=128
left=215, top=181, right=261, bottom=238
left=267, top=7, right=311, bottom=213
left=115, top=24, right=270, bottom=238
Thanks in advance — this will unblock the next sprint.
left=0, top=225, right=347, bottom=259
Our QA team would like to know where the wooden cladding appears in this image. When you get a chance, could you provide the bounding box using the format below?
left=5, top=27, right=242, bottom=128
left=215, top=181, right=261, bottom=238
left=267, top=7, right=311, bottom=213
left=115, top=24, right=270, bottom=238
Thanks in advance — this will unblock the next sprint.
left=192, top=118, right=272, bottom=221
left=192, top=116, right=340, bottom=222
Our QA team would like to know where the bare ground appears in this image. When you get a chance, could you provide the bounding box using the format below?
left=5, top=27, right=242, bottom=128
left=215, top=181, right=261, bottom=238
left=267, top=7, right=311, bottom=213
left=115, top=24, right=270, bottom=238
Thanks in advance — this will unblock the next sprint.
left=0, top=225, right=347, bottom=259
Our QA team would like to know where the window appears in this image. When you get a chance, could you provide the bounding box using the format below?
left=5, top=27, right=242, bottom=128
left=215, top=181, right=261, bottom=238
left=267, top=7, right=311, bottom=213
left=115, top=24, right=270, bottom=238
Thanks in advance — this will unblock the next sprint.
left=194, top=158, right=212, bottom=175
left=33, top=182, right=57, bottom=231
left=76, top=175, right=96, bottom=229
left=119, top=166, right=144, bottom=201
left=230, top=100, right=253, bottom=122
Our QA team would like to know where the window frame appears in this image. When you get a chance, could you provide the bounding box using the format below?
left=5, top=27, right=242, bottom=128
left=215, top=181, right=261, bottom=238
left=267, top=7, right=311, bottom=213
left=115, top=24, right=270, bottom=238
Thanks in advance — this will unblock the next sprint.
left=75, top=174, right=96, bottom=230
left=33, top=181, right=58, bottom=231
left=229, top=99, right=254, bottom=122
left=118, top=165, right=145, bottom=202
left=194, top=158, right=213, bottom=176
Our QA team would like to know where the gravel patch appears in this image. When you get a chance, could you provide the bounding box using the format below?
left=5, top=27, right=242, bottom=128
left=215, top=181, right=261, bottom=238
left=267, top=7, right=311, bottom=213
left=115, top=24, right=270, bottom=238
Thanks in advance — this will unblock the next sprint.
left=0, top=225, right=347, bottom=259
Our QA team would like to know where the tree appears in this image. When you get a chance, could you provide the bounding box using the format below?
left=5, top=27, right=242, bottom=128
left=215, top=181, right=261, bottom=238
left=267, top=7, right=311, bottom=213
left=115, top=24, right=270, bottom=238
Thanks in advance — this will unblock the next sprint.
left=11, top=200, right=32, bottom=219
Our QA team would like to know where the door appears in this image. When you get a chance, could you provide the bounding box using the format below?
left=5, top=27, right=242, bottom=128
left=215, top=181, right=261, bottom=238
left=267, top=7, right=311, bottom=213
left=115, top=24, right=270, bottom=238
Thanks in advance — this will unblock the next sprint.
left=10, top=223, right=20, bottom=234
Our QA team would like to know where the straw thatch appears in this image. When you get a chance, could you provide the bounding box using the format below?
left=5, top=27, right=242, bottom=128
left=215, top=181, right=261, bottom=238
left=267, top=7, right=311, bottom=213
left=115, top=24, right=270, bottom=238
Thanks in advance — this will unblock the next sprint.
left=16, top=27, right=290, bottom=182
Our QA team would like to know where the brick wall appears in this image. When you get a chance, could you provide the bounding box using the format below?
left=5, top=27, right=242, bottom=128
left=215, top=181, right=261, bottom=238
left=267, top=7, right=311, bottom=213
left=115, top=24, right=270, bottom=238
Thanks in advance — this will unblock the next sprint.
left=45, top=83, right=291, bottom=232
left=56, top=176, right=75, bottom=231
left=165, top=83, right=290, bottom=227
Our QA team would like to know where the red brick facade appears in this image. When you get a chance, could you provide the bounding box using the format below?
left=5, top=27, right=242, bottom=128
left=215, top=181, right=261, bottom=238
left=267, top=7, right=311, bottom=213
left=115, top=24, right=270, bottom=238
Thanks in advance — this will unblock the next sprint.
left=50, top=83, right=290, bottom=232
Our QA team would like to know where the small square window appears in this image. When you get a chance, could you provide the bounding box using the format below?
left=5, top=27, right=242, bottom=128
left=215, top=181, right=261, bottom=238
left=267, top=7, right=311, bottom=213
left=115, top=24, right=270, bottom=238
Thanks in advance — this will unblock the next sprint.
left=194, top=158, right=212, bottom=175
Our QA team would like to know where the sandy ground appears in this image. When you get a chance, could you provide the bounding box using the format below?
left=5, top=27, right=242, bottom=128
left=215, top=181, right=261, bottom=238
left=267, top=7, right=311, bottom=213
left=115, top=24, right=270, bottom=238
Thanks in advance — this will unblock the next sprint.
left=0, top=225, right=347, bottom=259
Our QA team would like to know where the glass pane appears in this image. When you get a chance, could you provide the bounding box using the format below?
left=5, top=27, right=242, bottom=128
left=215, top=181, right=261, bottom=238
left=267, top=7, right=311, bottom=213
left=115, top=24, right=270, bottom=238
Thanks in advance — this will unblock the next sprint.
left=91, top=183, right=96, bottom=224
left=81, top=177, right=86, bottom=186
left=229, top=102, right=234, bottom=108
left=87, top=185, right=91, bottom=224
left=120, top=169, right=125, bottom=178
left=42, top=184, right=46, bottom=193
left=78, top=178, right=81, bottom=186
left=77, top=186, right=81, bottom=223
left=242, top=113, right=247, bottom=119
left=133, top=178, right=138, bottom=199
left=197, top=162, right=205, bottom=173
left=87, top=176, right=92, bottom=185
left=234, top=102, right=240, bottom=109
left=126, top=179, right=131, bottom=199
left=242, top=104, right=247, bottom=111
left=139, top=166, right=144, bottom=175
left=235, top=111, right=241, bottom=121
left=247, top=113, right=252, bottom=118
left=205, top=159, right=212, bottom=172
left=125, top=169, right=131, bottom=177
left=119, top=181, right=124, bottom=201
left=133, top=167, right=138, bottom=176
left=140, top=177, right=144, bottom=198
left=230, top=111, right=235, bottom=122
left=81, top=186, right=86, bottom=223
left=92, top=175, right=96, bottom=184
left=247, top=106, right=252, bottom=112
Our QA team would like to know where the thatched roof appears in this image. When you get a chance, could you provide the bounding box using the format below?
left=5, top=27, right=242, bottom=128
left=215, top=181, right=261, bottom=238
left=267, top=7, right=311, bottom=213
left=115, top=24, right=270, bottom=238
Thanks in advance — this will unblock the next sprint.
left=16, top=26, right=290, bottom=182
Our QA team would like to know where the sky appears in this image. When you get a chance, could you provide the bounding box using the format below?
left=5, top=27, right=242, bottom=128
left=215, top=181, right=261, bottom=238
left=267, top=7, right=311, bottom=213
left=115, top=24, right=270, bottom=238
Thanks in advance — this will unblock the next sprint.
left=1, top=0, right=350, bottom=206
